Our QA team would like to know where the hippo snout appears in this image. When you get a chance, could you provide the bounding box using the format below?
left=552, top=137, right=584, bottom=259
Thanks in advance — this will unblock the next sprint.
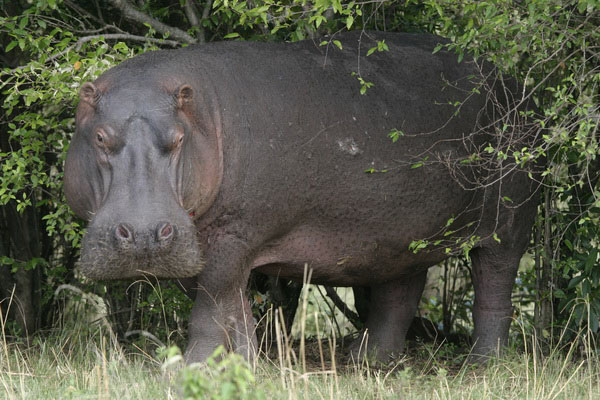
left=114, top=223, right=134, bottom=244
left=78, top=218, right=204, bottom=280
left=113, top=221, right=177, bottom=250
left=157, top=222, right=175, bottom=242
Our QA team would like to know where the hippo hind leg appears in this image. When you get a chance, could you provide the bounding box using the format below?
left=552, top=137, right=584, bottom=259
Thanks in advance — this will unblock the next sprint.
left=350, top=271, right=427, bottom=363
left=470, top=241, right=526, bottom=360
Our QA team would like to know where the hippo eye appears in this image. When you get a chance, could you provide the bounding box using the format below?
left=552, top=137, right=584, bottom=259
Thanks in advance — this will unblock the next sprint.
left=173, top=131, right=184, bottom=149
left=94, top=129, right=108, bottom=149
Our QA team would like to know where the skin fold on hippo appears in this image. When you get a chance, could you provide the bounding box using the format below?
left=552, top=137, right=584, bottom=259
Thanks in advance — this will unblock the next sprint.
left=64, top=31, right=541, bottom=364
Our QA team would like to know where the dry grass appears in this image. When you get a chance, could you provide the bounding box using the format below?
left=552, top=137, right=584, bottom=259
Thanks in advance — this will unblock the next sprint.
left=1, top=283, right=599, bottom=399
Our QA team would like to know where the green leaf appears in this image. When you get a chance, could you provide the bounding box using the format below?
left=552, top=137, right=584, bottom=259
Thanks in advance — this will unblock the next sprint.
left=568, top=275, right=585, bottom=289
left=582, top=279, right=591, bottom=296
left=333, top=40, right=342, bottom=50
left=388, top=129, right=404, bottom=142
left=493, top=232, right=501, bottom=243
left=0, top=256, right=14, bottom=266
left=223, top=32, right=240, bottom=39
left=584, top=249, right=597, bottom=274
left=314, top=15, right=325, bottom=29
left=590, top=309, right=599, bottom=333
left=346, top=15, right=354, bottom=30
left=5, top=41, right=17, bottom=53
left=409, top=240, right=428, bottom=253
left=577, top=0, right=589, bottom=13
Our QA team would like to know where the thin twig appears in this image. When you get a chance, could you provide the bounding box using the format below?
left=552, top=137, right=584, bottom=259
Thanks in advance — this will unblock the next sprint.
left=7, top=33, right=180, bottom=73
left=108, top=0, right=197, bottom=43
left=73, top=33, right=181, bottom=49
left=184, top=0, right=205, bottom=43
left=323, top=286, right=361, bottom=328
left=200, top=0, right=214, bottom=43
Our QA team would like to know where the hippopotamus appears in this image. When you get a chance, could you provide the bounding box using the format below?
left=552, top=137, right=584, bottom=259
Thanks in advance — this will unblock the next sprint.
left=64, top=31, right=540, bottom=363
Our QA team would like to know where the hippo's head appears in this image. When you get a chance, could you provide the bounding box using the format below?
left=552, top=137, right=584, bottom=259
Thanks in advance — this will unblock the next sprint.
left=64, top=75, right=222, bottom=280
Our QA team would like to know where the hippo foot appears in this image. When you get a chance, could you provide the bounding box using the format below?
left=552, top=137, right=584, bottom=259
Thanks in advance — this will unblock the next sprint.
left=186, top=280, right=258, bottom=364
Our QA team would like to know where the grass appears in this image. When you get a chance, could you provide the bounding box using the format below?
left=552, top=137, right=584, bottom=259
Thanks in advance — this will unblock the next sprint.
left=1, top=331, right=599, bottom=400
left=1, top=284, right=599, bottom=399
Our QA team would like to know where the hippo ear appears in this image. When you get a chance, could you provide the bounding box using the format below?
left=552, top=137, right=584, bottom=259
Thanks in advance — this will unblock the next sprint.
left=80, top=82, right=101, bottom=106
left=175, top=84, right=194, bottom=108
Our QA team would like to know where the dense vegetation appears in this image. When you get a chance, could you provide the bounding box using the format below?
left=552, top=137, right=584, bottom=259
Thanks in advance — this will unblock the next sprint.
left=0, top=1, right=598, bottom=389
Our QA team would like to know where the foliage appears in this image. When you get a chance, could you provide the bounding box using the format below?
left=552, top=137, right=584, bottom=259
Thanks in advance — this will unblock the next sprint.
left=420, top=259, right=473, bottom=338
left=161, top=345, right=266, bottom=400
left=424, top=0, right=600, bottom=342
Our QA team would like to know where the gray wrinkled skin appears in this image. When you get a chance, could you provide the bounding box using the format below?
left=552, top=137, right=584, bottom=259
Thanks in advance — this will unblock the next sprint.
left=64, top=31, right=540, bottom=364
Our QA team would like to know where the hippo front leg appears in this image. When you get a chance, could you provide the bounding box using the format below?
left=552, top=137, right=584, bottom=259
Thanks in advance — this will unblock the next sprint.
left=184, top=239, right=258, bottom=363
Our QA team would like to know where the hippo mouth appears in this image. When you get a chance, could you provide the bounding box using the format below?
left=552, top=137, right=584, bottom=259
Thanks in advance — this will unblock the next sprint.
left=77, top=223, right=204, bottom=280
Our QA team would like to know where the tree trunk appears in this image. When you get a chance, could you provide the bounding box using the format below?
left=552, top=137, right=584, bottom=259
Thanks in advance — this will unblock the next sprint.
left=0, top=203, right=43, bottom=336
left=535, top=188, right=554, bottom=353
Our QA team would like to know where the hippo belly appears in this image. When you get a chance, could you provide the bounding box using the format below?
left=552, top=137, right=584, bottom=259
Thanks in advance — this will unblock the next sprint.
left=252, top=223, right=445, bottom=286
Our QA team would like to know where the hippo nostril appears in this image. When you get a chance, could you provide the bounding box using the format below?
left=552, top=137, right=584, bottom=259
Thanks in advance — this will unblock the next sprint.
left=115, top=223, right=133, bottom=242
left=157, top=222, right=174, bottom=241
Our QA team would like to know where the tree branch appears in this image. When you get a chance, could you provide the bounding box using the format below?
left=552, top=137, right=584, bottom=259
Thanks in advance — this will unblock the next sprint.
left=73, top=33, right=181, bottom=49
left=201, top=0, right=213, bottom=41
left=202, top=0, right=213, bottom=20
left=184, top=0, right=205, bottom=43
left=8, top=33, right=180, bottom=73
left=184, top=0, right=200, bottom=27
left=107, top=0, right=197, bottom=44
left=323, top=286, right=362, bottom=328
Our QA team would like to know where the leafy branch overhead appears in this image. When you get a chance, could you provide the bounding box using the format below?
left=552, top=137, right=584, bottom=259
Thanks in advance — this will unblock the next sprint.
left=107, top=0, right=198, bottom=43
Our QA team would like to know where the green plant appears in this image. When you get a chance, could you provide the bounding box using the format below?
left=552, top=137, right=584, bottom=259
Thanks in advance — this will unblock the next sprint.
left=161, top=346, right=266, bottom=400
